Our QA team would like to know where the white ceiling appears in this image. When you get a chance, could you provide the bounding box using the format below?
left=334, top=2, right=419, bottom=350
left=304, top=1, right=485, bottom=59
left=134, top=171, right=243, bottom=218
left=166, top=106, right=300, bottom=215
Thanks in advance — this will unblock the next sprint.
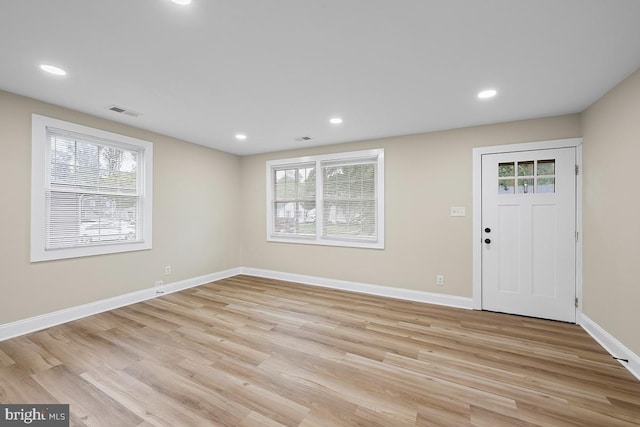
left=2, top=1, right=640, bottom=156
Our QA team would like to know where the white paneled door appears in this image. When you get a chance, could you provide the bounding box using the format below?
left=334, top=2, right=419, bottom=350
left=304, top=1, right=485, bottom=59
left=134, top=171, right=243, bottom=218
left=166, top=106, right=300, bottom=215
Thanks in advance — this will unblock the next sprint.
left=481, top=148, right=576, bottom=322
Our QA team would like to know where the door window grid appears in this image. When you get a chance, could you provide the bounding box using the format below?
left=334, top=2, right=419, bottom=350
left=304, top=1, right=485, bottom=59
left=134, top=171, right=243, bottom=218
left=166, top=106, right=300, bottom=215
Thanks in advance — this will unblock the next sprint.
left=498, top=159, right=555, bottom=194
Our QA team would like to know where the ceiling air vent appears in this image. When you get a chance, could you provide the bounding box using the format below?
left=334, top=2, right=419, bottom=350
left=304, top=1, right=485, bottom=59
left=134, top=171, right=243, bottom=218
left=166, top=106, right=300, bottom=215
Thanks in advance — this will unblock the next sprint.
left=107, top=105, right=141, bottom=117
left=294, top=136, right=312, bottom=142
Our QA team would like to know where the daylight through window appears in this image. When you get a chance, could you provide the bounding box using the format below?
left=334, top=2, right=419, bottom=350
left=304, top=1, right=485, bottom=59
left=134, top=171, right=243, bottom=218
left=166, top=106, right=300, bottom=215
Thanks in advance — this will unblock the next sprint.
left=31, top=115, right=153, bottom=261
left=267, top=149, right=384, bottom=249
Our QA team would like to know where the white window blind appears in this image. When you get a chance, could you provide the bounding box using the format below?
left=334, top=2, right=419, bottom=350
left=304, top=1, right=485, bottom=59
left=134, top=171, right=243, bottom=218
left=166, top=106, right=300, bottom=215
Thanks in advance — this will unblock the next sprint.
left=272, top=164, right=316, bottom=237
left=267, top=149, right=384, bottom=249
left=31, top=114, right=153, bottom=262
left=321, top=159, right=377, bottom=242
left=46, top=128, right=142, bottom=249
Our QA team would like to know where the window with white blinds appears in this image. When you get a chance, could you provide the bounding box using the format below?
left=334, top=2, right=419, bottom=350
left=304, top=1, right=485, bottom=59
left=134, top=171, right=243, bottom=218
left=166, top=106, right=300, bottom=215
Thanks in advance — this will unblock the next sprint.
left=267, top=149, right=384, bottom=249
left=273, top=164, right=316, bottom=237
left=322, top=159, right=377, bottom=242
left=31, top=115, right=153, bottom=261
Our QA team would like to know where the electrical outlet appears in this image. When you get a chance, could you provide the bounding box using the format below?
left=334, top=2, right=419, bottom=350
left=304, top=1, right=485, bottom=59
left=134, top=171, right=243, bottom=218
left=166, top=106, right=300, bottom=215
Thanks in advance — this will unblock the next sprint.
left=436, top=275, right=444, bottom=286
left=154, top=280, right=163, bottom=287
left=165, top=265, right=172, bottom=275
left=450, top=207, right=466, bottom=217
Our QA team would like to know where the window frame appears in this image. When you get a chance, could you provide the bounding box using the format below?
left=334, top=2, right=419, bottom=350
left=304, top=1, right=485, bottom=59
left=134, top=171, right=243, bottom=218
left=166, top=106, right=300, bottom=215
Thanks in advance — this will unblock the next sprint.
left=31, top=114, right=153, bottom=262
left=266, top=149, right=384, bottom=249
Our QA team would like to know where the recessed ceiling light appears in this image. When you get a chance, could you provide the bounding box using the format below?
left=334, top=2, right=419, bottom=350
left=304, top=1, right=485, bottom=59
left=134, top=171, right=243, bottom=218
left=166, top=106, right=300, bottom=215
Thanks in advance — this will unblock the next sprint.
left=329, top=117, right=343, bottom=124
left=235, top=134, right=247, bottom=141
left=171, top=0, right=192, bottom=5
left=478, top=89, right=497, bottom=99
left=39, top=64, right=67, bottom=76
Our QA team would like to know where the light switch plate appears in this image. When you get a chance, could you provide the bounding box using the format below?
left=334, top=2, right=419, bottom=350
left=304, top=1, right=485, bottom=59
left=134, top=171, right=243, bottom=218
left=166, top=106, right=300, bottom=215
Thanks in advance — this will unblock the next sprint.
left=450, top=206, right=466, bottom=217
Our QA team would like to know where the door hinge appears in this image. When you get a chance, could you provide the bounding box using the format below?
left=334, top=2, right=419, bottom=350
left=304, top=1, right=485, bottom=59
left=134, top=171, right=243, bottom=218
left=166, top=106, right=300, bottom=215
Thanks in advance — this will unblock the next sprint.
left=575, top=231, right=579, bottom=242
left=575, top=297, right=579, bottom=308
left=575, top=165, right=579, bottom=175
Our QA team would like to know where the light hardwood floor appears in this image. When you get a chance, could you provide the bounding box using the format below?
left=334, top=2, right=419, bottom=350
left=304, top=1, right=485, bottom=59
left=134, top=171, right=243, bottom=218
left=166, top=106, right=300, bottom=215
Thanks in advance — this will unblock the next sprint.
left=1, top=275, right=639, bottom=426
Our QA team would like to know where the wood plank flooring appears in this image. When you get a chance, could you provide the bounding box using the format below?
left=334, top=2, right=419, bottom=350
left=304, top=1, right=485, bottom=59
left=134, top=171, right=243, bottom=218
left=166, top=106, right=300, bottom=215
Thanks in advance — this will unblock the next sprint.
left=1, top=275, right=639, bottom=426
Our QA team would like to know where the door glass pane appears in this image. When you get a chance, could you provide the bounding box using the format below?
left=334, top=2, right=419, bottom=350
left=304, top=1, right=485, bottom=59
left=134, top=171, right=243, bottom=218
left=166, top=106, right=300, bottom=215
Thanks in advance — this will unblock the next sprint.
left=499, top=179, right=515, bottom=194
left=498, top=162, right=514, bottom=177
left=537, top=159, right=555, bottom=175
left=499, top=158, right=557, bottom=195
left=537, top=177, right=555, bottom=193
left=517, top=161, right=534, bottom=176
left=517, top=178, right=534, bottom=194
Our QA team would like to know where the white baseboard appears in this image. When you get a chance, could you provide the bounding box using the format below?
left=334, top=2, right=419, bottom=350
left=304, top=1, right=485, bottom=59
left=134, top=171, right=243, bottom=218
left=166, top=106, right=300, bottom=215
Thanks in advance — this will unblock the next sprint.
left=0, top=267, right=242, bottom=342
left=240, top=267, right=473, bottom=310
left=580, top=314, right=640, bottom=381
left=15, top=266, right=636, bottom=385
left=0, top=266, right=470, bottom=342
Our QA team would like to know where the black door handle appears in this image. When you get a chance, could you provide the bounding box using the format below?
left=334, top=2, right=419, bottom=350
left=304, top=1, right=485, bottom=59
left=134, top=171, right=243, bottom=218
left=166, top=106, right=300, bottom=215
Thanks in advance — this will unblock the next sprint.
left=484, top=238, right=491, bottom=244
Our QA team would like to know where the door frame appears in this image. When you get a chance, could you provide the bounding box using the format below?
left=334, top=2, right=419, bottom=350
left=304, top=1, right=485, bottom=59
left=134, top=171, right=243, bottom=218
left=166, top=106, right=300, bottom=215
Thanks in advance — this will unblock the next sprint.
left=472, top=138, right=583, bottom=323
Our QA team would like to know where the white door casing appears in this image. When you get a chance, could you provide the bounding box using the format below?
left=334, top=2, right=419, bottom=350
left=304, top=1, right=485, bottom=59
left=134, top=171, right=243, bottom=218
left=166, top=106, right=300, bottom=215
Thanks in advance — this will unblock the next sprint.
left=481, top=147, right=576, bottom=322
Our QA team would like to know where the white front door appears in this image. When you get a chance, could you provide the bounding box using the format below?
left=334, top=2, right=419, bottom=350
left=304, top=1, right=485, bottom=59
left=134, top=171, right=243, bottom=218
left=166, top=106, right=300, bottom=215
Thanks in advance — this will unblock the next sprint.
left=481, top=147, right=576, bottom=322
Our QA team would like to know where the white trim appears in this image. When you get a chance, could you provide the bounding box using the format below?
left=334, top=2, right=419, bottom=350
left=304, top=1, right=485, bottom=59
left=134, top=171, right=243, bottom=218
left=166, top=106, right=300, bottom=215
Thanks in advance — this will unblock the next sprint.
left=472, top=145, right=483, bottom=309
left=471, top=138, right=583, bottom=315
left=575, top=144, right=583, bottom=322
left=266, top=148, right=385, bottom=250
left=241, top=267, right=473, bottom=309
left=10, top=266, right=636, bottom=384
left=580, top=315, right=640, bottom=381
left=0, top=267, right=471, bottom=342
left=31, top=114, right=153, bottom=262
left=0, top=268, right=241, bottom=342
